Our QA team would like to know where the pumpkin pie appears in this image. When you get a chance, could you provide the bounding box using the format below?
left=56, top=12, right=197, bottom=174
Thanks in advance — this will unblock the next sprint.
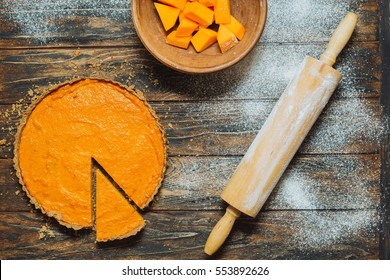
left=95, top=168, right=145, bottom=242
left=14, top=79, right=166, bottom=241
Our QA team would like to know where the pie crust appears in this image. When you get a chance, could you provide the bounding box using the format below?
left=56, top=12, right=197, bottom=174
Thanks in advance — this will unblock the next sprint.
left=14, top=78, right=167, bottom=241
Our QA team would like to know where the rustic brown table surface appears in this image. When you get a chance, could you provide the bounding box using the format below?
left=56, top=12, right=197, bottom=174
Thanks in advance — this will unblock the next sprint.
left=1, top=0, right=389, bottom=260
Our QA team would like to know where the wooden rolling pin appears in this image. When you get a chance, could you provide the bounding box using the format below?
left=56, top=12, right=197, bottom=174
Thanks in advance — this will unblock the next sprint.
left=204, top=12, right=358, bottom=255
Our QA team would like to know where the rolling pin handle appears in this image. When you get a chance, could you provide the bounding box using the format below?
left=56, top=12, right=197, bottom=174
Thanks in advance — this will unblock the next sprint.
left=320, top=12, right=358, bottom=66
left=204, top=205, right=241, bottom=256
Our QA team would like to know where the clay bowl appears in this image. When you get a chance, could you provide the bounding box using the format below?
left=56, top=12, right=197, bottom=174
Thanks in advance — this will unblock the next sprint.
left=132, top=0, right=267, bottom=74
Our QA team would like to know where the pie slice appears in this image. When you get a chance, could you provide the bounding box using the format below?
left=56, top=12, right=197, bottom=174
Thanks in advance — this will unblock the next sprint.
left=14, top=79, right=166, bottom=240
left=95, top=169, right=144, bottom=242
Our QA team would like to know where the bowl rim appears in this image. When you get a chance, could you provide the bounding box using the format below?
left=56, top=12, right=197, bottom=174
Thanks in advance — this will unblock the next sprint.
left=132, top=0, right=268, bottom=74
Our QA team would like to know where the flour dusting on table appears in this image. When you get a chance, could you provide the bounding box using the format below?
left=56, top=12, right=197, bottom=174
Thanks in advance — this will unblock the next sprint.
left=274, top=165, right=378, bottom=248
left=263, top=0, right=359, bottom=43
left=1, top=0, right=127, bottom=44
left=0, top=0, right=383, bottom=252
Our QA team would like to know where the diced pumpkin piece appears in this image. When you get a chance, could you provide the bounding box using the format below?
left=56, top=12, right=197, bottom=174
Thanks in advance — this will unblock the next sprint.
left=166, top=30, right=192, bottom=49
left=217, top=24, right=238, bottom=53
left=179, top=10, right=185, bottom=22
left=176, top=17, right=199, bottom=37
left=154, top=2, right=180, bottom=31
left=159, top=0, right=187, bottom=10
left=199, top=0, right=216, bottom=7
left=223, top=15, right=246, bottom=40
left=154, top=0, right=245, bottom=53
left=191, top=28, right=217, bottom=52
left=182, top=2, right=214, bottom=27
left=215, top=0, right=231, bottom=24
left=179, top=2, right=190, bottom=22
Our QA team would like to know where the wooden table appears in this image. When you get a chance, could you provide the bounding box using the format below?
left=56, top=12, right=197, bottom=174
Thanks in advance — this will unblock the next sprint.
left=0, top=0, right=389, bottom=259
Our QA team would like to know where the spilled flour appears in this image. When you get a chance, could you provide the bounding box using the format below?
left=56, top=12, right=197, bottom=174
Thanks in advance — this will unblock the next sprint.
left=0, top=0, right=384, bottom=252
left=1, top=0, right=129, bottom=44
left=238, top=97, right=383, bottom=248
left=274, top=164, right=379, bottom=248
left=263, top=0, right=361, bottom=43
left=288, top=210, right=377, bottom=248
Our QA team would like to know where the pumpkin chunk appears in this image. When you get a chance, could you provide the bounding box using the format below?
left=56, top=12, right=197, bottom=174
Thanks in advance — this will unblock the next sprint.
left=182, top=2, right=214, bottom=27
left=159, top=0, right=187, bottom=10
left=223, top=15, right=246, bottom=40
left=154, top=2, right=180, bottom=31
left=166, top=30, right=192, bottom=49
left=191, top=28, right=217, bottom=52
left=217, top=24, right=238, bottom=53
left=176, top=17, right=199, bottom=37
left=152, top=0, right=246, bottom=53
left=215, top=0, right=231, bottom=24
left=199, top=0, right=216, bottom=7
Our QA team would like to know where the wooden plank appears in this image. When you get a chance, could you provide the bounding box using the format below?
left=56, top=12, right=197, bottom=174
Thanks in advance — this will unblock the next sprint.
left=0, top=210, right=379, bottom=259
left=264, top=0, right=378, bottom=43
left=0, top=98, right=383, bottom=158
left=0, top=154, right=380, bottom=212
left=0, top=43, right=380, bottom=104
left=379, top=0, right=390, bottom=260
left=0, top=0, right=384, bottom=261
left=0, top=0, right=378, bottom=48
left=0, top=0, right=136, bottom=48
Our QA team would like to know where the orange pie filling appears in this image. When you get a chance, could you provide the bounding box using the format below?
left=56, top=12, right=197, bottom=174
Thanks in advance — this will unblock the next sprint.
left=15, top=79, right=166, bottom=241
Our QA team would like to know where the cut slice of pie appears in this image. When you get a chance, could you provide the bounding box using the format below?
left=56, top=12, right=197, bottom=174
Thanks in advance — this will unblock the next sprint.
left=14, top=79, right=166, bottom=240
left=95, top=169, right=144, bottom=242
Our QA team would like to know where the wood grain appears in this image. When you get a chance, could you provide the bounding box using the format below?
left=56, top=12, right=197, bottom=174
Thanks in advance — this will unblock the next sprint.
left=0, top=0, right=379, bottom=48
left=0, top=98, right=383, bottom=158
left=0, top=0, right=386, bottom=260
left=0, top=154, right=380, bottom=212
left=379, top=0, right=390, bottom=260
left=0, top=210, right=379, bottom=259
left=0, top=43, right=380, bottom=105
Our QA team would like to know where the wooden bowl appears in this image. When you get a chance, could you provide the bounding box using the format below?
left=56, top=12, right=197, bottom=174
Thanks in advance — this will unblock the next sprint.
left=132, top=0, right=267, bottom=74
